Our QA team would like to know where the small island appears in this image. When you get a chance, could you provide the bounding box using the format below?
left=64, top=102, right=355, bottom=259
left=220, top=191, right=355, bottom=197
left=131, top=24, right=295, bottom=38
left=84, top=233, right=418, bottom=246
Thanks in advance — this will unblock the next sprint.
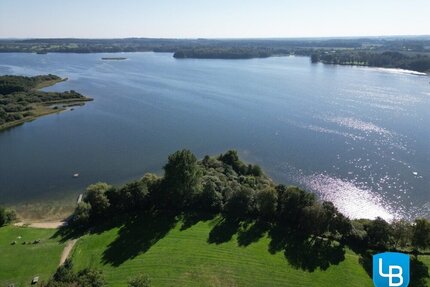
left=101, top=57, right=127, bottom=60
left=0, top=74, right=92, bottom=131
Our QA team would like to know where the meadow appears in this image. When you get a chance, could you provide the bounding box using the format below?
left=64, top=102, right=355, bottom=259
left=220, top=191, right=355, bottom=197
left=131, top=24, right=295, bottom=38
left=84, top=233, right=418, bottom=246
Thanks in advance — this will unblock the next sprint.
left=0, top=226, right=65, bottom=287
left=71, top=218, right=374, bottom=287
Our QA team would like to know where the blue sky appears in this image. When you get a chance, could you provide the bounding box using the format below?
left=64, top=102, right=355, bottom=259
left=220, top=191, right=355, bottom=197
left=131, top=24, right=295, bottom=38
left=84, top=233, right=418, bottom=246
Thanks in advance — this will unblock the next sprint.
left=0, top=0, right=429, bottom=38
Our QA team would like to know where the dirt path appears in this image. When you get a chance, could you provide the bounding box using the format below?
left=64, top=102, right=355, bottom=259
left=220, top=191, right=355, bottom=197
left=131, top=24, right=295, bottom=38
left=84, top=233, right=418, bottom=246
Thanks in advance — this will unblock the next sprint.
left=14, top=221, right=66, bottom=229
left=59, top=239, right=78, bottom=266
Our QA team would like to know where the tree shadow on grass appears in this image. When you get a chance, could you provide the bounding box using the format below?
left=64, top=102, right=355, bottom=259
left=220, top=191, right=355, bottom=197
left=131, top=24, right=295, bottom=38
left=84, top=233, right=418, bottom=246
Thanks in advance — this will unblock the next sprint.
left=358, top=251, right=430, bottom=287
left=237, top=220, right=270, bottom=247
left=101, top=211, right=177, bottom=267
left=180, top=212, right=216, bottom=231
left=51, top=215, right=126, bottom=243
left=268, top=224, right=345, bottom=272
left=207, top=218, right=240, bottom=244
left=283, top=236, right=345, bottom=272
left=410, top=257, right=430, bottom=287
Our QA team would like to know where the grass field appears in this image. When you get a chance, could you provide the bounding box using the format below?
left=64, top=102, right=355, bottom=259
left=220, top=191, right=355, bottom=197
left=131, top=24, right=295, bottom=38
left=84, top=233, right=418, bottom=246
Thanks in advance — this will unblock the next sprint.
left=0, top=226, right=65, bottom=287
left=71, top=218, right=374, bottom=287
left=1, top=220, right=429, bottom=287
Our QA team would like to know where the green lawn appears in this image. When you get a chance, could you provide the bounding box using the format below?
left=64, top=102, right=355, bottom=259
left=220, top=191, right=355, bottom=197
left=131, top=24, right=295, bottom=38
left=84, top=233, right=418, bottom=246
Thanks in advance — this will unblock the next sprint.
left=72, top=218, right=374, bottom=287
left=0, top=226, right=65, bottom=287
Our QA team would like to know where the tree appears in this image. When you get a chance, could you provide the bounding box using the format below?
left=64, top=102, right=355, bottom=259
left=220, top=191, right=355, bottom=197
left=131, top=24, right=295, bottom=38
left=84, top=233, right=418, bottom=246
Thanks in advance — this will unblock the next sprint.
left=223, top=187, right=254, bottom=219
left=247, top=164, right=263, bottom=177
left=276, top=185, right=316, bottom=225
left=411, top=218, right=430, bottom=251
left=300, top=203, right=327, bottom=236
left=128, top=274, right=151, bottom=287
left=365, top=217, right=392, bottom=248
left=219, top=150, right=247, bottom=175
left=0, top=207, right=6, bottom=226
left=298, top=201, right=351, bottom=238
left=195, top=181, right=223, bottom=213
left=322, top=201, right=352, bottom=237
left=163, top=149, right=202, bottom=208
left=77, top=268, right=106, bottom=287
left=114, top=181, right=149, bottom=212
left=0, top=206, right=16, bottom=226
left=84, top=182, right=111, bottom=220
left=255, top=188, right=277, bottom=220
left=72, top=202, right=91, bottom=226
left=52, top=259, right=77, bottom=283
left=391, top=219, right=412, bottom=249
left=46, top=259, right=105, bottom=287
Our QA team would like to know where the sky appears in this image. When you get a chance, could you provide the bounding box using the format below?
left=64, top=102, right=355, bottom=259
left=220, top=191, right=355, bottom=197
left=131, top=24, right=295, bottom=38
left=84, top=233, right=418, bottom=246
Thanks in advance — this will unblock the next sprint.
left=0, top=0, right=429, bottom=39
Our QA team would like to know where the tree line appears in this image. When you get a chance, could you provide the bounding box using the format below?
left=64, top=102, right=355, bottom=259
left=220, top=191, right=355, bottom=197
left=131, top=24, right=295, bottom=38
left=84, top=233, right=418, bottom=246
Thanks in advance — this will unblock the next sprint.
left=70, top=149, right=430, bottom=254
left=311, top=50, right=430, bottom=72
left=0, top=75, right=90, bottom=127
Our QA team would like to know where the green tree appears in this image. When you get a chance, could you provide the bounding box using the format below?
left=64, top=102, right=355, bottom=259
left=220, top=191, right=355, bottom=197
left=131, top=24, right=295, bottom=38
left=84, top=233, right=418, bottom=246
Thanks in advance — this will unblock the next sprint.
left=0, top=206, right=7, bottom=226
left=276, top=185, right=316, bottom=225
left=72, top=202, right=91, bottom=226
left=0, top=206, right=16, bottom=226
left=77, top=268, right=106, bottom=287
left=219, top=150, right=247, bottom=175
left=412, top=218, right=430, bottom=251
left=322, top=201, right=352, bottom=237
left=391, top=219, right=412, bottom=249
left=365, top=217, right=392, bottom=248
left=196, top=181, right=223, bottom=213
left=255, top=188, right=277, bottom=220
left=163, top=149, right=202, bottom=208
left=223, top=187, right=254, bottom=219
left=115, top=180, right=149, bottom=212
left=84, top=182, right=111, bottom=220
left=52, top=259, right=77, bottom=283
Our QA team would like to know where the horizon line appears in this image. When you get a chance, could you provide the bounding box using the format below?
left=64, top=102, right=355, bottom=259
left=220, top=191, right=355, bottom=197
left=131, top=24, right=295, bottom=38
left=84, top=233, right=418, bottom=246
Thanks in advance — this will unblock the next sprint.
left=1, top=34, right=430, bottom=41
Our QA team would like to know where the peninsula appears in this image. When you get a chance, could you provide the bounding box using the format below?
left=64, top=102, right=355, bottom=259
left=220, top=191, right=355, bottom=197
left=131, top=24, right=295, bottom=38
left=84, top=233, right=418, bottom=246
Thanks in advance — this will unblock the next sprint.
left=0, top=74, right=92, bottom=131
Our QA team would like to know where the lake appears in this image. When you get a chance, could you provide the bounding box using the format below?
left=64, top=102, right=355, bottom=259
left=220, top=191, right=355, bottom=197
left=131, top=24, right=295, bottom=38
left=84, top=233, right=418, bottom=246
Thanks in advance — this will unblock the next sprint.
left=0, top=52, right=429, bottom=220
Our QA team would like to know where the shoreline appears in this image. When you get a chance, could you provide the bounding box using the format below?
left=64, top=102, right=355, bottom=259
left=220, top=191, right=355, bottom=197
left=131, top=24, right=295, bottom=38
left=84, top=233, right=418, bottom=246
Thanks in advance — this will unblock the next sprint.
left=0, top=51, right=428, bottom=75
left=0, top=77, right=93, bottom=132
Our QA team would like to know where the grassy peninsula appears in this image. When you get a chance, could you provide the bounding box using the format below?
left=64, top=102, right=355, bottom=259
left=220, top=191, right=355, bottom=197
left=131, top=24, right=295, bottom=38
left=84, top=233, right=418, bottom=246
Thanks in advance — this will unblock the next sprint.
left=0, top=74, right=92, bottom=131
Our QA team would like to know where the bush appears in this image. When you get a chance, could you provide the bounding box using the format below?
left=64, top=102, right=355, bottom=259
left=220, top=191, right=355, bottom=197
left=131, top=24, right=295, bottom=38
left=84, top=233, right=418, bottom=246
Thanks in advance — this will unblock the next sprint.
left=128, top=274, right=151, bottom=287
left=0, top=206, right=16, bottom=226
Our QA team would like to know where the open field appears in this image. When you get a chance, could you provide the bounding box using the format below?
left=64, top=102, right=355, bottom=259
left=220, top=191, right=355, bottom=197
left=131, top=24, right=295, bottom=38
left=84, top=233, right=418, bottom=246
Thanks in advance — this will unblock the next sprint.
left=1, top=219, right=429, bottom=286
left=0, top=226, right=65, bottom=287
left=71, top=218, right=374, bottom=287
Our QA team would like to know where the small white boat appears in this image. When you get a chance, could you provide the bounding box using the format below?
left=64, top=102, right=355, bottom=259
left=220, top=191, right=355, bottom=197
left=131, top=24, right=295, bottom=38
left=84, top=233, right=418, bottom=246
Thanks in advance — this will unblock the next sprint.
left=73, top=173, right=79, bottom=178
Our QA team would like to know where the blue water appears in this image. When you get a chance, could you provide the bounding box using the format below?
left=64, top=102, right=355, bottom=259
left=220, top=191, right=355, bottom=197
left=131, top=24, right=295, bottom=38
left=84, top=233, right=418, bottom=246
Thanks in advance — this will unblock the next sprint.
left=0, top=52, right=429, bottom=220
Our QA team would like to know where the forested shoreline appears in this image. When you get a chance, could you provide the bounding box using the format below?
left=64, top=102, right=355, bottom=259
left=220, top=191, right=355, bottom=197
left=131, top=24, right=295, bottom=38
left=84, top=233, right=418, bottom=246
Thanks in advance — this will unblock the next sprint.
left=1, top=37, right=430, bottom=73
left=0, top=74, right=92, bottom=130
left=2, top=149, right=430, bottom=286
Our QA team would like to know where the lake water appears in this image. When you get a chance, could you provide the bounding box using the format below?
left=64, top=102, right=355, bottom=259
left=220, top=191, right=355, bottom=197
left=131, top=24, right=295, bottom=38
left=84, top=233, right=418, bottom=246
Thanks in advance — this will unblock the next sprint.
left=0, top=52, right=429, bottom=220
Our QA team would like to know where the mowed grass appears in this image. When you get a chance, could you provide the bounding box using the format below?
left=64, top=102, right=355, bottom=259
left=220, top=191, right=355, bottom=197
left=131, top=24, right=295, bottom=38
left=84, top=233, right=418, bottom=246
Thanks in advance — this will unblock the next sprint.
left=72, top=219, right=373, bottom=287
left=0, top=226, right=65, bottom=287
